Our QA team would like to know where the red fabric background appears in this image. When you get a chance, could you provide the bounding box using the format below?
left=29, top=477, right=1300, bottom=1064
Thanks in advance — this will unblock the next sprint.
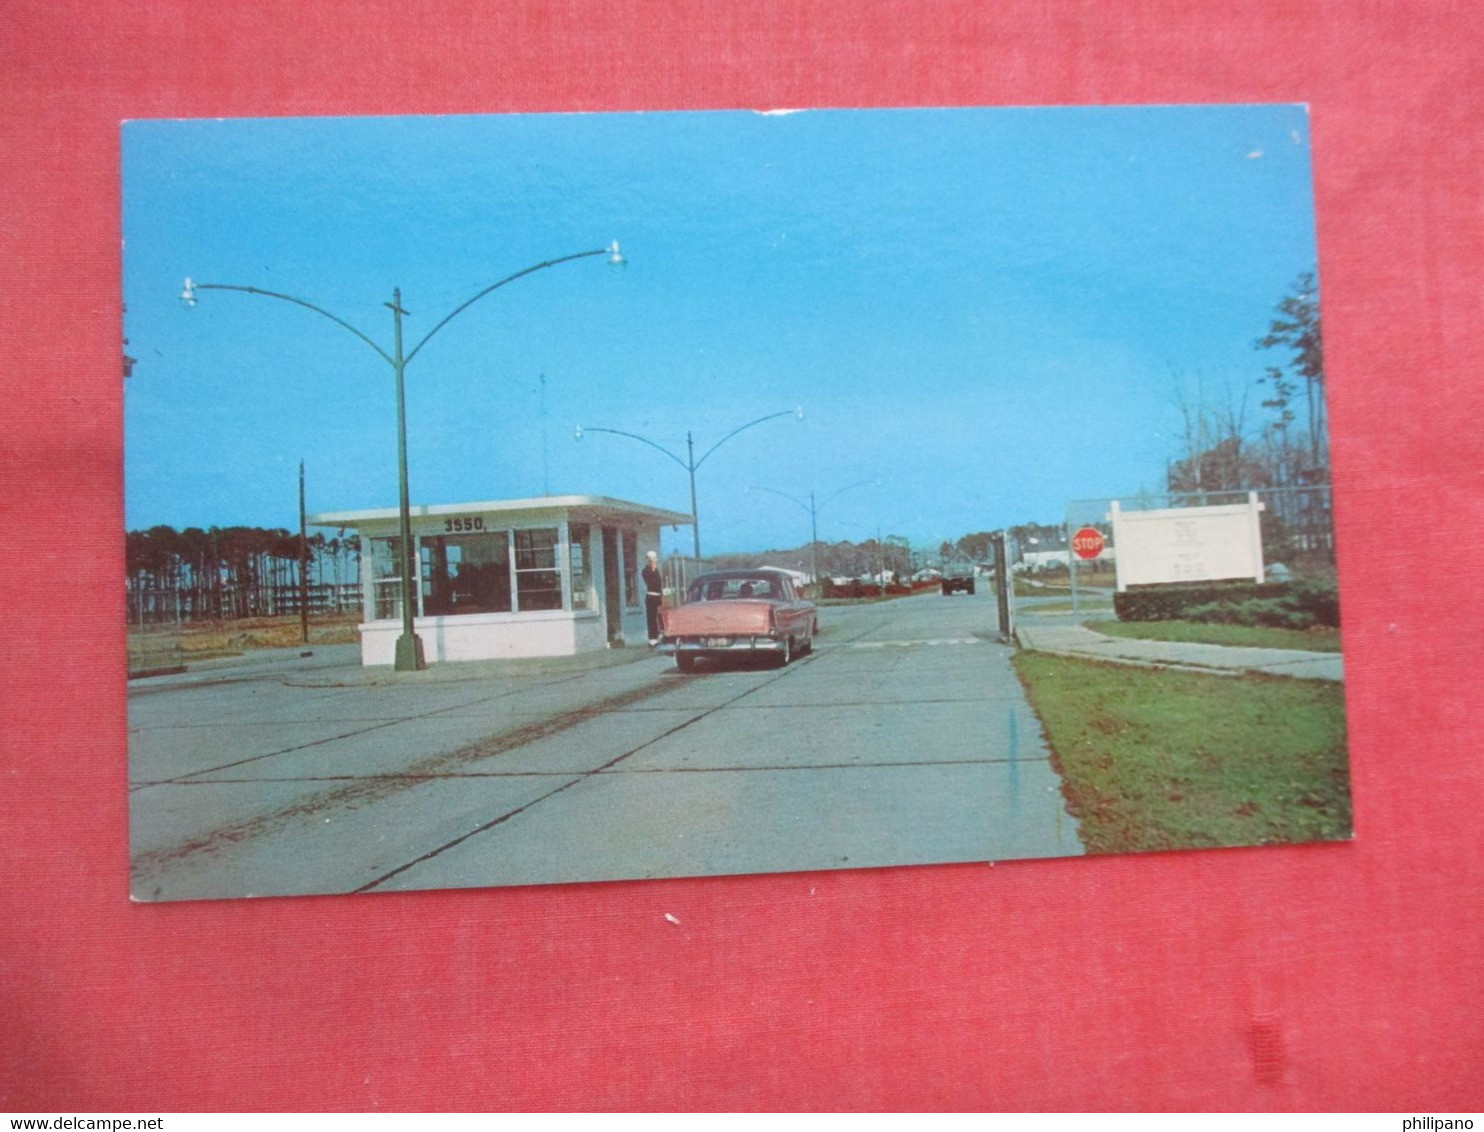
left=2, top=0, right=1480, bottom=1112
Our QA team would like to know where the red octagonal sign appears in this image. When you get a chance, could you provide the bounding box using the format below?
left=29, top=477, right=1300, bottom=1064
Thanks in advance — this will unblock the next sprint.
left=1072, top=526, right=1106, bottom=560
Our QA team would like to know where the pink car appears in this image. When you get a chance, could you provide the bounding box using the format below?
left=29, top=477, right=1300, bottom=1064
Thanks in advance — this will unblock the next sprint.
left=659, top=568, right=819, bottom=673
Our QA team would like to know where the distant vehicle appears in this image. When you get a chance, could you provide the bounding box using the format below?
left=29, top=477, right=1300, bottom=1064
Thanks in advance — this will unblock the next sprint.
left=659, top=568, right=818, bottom=673
left=941, top=563, right=976, bottom=596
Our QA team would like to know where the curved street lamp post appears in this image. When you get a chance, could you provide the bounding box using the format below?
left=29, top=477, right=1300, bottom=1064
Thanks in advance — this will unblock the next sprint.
left=574, top=408, right=802, bottom=560
left=181, top=241, right=624, bottom=672
left=746, top=479, right=878, bottom=590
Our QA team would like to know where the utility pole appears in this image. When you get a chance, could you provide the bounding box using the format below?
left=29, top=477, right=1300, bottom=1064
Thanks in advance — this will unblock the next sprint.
left=577, top=409, right=801, bottom=564
left=298, top=460, right=309, bottom=646
left=183, top=240, right=623, bottom=671
left=539, top=372, right=550, bottom=496
left=687, top=431, right=700, bottom=560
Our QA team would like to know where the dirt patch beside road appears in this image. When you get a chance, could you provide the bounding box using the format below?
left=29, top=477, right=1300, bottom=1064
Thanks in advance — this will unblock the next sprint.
left=131, top=614, right=362, bottom=661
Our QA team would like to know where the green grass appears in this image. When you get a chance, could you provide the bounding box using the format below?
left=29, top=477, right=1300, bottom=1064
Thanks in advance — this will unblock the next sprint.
left=1016, top=575, right=1115, bottom=597
left=1087, top=618, right=1342, bottom=652
left=1021, top=599, right=1115, bottom=614
left=1012, top=651, right=1351, bottom=854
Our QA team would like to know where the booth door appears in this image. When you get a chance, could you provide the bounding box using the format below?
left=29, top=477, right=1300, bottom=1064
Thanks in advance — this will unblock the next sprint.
left=601, top=527, right=623, bottom=643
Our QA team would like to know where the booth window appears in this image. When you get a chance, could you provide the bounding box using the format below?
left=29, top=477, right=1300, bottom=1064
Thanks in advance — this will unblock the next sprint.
left=368, top=537, right=407, bottom=620
left=514, top=528, right=562, bottom=611
left=622, top=531, right=639, bottom=607
left=569, top=523, right=591, bottom=610
left=421, top=532, right=512, bottom=616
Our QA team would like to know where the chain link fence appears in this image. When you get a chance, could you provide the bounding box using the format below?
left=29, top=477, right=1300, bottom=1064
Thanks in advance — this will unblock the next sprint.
left=1064, top=485, right=1334, bottom=572
left=125, top=581, right=363, bottom=625
left=126, top=582, right=363, bottom=677
left=127, top=589, right=183, bottom=675
left=661, top=554, right=715, bottom=605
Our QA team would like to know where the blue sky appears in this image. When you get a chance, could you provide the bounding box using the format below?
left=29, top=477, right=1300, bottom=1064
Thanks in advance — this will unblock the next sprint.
left=123, top=104, right=1319, bottom=555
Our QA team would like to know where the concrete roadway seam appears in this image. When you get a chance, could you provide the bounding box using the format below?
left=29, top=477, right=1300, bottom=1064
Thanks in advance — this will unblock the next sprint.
left=353, top=653, right=821, bottom=893
left=129, top=667, right=632, bottom=788
left=130, top=675, right=685, bottom=884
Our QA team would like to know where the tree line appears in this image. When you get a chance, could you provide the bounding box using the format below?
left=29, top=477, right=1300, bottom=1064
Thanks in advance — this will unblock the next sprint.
left=1158, top=270, right=1335, bottom=568
left=715, top=524, right=1077, bottom=582
left=1168, top=270, right=1327, bottom=496
left=126, top=524, right=361, bottom=621
left=712, top=537, right=915, bottom=582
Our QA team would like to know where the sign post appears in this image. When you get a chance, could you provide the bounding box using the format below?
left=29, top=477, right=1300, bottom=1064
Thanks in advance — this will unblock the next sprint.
left=991, top=531, right=1012, bottom=639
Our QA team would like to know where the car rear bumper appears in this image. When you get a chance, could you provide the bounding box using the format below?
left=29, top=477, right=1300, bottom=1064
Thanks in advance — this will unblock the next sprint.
left=659, top=635, right=787, bottom=657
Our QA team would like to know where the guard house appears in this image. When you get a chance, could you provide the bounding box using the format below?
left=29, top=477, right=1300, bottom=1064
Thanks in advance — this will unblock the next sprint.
left=309, top=495, right=692, bottom=666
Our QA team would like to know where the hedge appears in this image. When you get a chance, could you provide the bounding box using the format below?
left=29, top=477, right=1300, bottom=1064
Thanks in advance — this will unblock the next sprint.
left=1113, top=575, right=1339, bottom=628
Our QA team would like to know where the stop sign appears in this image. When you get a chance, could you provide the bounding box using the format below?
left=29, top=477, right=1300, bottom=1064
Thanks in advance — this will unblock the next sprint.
left=1072, top=526, right=1105, bottom=560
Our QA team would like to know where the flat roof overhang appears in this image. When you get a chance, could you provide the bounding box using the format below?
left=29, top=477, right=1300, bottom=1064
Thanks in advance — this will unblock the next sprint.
left=309, top=493, right=693, bottom=530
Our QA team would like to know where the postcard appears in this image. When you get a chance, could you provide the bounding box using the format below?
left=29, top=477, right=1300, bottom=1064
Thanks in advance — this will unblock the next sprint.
left=124, top=105, right=1347, bottom=901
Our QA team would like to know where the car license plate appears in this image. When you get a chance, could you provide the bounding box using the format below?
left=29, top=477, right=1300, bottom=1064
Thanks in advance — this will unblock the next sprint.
left=704, top=637, right=731, bottom=648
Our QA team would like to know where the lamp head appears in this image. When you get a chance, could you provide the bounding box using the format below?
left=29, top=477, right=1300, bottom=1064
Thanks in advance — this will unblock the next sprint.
left=179, top=278, right=197, bottom=307
left=607, top=240, right=625, bottom=268
left=574, top=425, right=583, bottom=440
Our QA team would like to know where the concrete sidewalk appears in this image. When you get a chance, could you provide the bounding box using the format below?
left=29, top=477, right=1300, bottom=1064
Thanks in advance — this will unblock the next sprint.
left=129, top=639, right=659, bottom=691
left=1014, top=620, right=1344, bottom=681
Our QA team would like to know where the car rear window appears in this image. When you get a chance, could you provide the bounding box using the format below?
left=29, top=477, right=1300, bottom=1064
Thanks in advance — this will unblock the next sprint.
left=688, top=576, right=781, bottom=601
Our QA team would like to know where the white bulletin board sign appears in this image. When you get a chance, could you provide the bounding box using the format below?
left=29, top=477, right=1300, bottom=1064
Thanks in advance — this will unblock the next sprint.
left=1110, top=493, right=1266, bottom=591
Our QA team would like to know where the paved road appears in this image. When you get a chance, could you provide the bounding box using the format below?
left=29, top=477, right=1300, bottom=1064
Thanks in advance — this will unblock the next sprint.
left=129, top=590, right=1082, bottom=901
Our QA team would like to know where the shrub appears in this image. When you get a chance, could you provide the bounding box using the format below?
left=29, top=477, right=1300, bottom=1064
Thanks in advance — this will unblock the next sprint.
left=1183, top=598, right=1318, bottom=631
left=1291, top=574, right=1341, bottom=626
left=1180, top=600, right=1241, bottom=625
left=1120, top=574, right=1339, bottom=630
left=1114, top=582, right=1288, bottom=622
left=822, top=579, right=884, bottom=599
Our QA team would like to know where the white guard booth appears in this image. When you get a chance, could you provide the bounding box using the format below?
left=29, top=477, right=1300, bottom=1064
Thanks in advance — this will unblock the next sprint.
left=309, top=494, right=692, bottom=665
